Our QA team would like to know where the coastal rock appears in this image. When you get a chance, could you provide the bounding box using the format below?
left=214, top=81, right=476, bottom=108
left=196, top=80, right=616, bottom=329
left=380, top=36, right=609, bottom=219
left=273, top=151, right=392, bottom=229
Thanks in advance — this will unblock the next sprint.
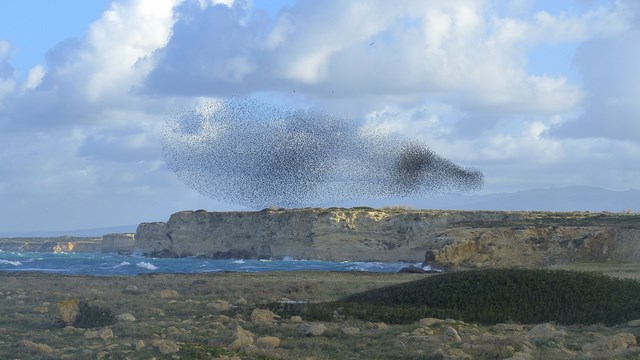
left=57, top=299, right=80, bottom=326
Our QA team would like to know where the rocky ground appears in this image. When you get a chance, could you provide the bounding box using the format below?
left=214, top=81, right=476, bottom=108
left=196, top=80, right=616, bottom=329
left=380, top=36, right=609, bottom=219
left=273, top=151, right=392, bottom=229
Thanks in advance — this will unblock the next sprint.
left=1, top=267, right=640, bottom=359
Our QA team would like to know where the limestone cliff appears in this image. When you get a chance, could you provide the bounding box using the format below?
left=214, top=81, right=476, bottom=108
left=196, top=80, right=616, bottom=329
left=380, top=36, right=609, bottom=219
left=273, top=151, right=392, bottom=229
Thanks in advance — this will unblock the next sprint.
left=100, top=233, right=136, bottom=254
left=134, top=208, right=640, bottom=268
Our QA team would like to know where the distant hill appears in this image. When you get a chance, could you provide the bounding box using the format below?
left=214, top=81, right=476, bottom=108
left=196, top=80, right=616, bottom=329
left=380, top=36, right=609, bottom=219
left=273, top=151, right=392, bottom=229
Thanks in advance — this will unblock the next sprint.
left=422, top=186, right=640, bottom=213
left=0, top=225, right=138, bottom=238
left=344, top=186, right=640, bottom=213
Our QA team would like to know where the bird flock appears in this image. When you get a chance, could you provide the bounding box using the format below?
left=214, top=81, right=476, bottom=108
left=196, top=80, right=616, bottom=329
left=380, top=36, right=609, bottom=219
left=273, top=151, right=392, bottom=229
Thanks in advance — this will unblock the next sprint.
left=161, top=98, right=483, bottom=208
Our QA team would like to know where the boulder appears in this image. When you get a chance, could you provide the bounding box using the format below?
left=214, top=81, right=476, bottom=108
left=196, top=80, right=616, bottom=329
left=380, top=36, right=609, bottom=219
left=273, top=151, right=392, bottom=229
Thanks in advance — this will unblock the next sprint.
left=207, top=300, right=231, bottom=311
left=443, top=326, right=462, bottom=343
left=85, top=327, right=113, bottom=340
left=251, top=308, right=280, bottom=325
left=57, top=299, right=80, bottom=326
left=299, top=323, right=327, bottom=337
left=257, top=336, right=281, bottom=348
left=116, top=313, right=136, bottom=322
left=494, top=323, right=524, bottom=332
left=21, top=340, right=53, bottom=353
left=151, top=339, right=180, bottom=354
left=528, top=323, right=565, bottom=341
left=341, top=326, right=360, bottom=335
left=582, top=332, right=637, bottom=353
left=229, top=325, right=254, bottom=351
left=123, top=285, right=141, bottom=295
left=419, top=318, right=444, bottom=326
left=160, top=289, right=179, bottom=298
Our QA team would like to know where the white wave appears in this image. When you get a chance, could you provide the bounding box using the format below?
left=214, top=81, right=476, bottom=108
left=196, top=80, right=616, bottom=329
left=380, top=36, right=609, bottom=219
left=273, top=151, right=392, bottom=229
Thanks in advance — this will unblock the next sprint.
left=136, top=261, right=157, bottom=270
left=101, top=261, right=131, bottom=270
left=282, top=256, right=295, bottom=261
left=258, top=259, right=272, bottom=262
left=232, top=259, right=245, bottom=264
left=0, top=259, right=22, bottom=266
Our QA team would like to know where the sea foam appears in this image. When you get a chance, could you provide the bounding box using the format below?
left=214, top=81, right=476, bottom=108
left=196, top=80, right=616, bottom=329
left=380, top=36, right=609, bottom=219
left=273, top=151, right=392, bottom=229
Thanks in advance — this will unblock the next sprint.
left=136, top=261, right=158, bottom=270
left=0, top=259, right=22, bottom=266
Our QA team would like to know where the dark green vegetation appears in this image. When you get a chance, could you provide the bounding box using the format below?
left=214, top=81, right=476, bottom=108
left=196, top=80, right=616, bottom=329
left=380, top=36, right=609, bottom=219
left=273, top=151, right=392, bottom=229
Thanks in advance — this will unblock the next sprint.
left=272, top=269, right=640, bottom=326
left=73, top=301, right=115, bottom=328
left=458, top=211, right=640, bottom=229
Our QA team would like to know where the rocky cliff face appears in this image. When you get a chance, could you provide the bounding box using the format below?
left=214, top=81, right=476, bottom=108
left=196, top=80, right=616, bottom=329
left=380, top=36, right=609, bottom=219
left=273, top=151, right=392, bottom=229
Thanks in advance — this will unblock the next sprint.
left=134, top=208, right=640, bottom=269
left=101, top=233, right=136, bottom=254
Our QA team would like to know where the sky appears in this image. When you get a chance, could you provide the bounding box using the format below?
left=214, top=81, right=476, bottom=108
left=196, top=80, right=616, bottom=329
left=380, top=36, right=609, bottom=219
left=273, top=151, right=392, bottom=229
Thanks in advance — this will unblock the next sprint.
left=0, top=0, right=639, bottom=233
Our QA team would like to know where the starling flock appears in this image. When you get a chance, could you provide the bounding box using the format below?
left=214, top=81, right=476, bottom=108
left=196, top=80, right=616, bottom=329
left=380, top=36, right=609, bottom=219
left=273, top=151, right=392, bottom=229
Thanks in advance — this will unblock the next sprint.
left=161, top=98, right=483, bottom=208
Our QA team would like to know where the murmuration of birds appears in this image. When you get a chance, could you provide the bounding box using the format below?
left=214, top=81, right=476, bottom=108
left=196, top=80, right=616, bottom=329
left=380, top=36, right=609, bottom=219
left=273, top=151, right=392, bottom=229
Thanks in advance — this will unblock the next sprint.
left=161, top=98, right=484, bottom=208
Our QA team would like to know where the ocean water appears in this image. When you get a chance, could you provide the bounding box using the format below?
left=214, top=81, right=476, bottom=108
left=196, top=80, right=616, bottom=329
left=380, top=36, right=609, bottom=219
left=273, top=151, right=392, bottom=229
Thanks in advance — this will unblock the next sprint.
left=0, top=250, right=429, bottom=276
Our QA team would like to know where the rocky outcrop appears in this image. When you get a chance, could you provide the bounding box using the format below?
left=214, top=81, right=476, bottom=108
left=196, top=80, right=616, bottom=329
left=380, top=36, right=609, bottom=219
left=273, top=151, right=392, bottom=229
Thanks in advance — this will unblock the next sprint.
left=101, top=233, right=135, bottom=254
left=133, top=208, right=640, bottom=269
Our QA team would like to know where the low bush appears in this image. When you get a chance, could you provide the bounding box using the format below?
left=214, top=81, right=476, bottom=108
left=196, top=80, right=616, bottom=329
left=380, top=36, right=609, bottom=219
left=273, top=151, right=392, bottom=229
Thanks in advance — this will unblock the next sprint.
left=273, top=269, right=640, bottom=325
left=73, top=301, right=115, bottom=328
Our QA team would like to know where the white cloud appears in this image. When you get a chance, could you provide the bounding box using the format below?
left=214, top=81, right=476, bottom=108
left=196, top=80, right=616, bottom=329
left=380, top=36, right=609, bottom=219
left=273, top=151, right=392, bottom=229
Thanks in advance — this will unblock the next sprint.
left=22, top=65, right=46, bottom=91
left=0, top=40, right=16, bottom=104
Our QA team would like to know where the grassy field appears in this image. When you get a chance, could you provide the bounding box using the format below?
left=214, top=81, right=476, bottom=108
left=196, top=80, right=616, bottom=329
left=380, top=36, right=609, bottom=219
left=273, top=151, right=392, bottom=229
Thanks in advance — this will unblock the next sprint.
left=1, top=267, right=640, bottom=359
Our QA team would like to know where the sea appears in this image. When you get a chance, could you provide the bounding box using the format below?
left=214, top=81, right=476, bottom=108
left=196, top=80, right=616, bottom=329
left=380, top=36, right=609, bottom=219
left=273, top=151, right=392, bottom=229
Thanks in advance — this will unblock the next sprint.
left=0, top=250, right=430, bottom=276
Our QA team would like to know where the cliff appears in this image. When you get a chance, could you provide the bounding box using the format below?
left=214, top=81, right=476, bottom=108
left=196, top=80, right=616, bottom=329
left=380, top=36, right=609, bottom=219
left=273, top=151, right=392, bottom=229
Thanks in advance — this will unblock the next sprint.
left=134, top=208, right=640, bottom=269
left=100, top=233, right=136, bottom=254
left=0, top=236, right=102, bottom=253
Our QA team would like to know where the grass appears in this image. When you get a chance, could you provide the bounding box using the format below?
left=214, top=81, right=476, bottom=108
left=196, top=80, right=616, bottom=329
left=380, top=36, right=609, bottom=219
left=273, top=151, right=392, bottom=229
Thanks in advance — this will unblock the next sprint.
left=3, top=269, right=640, bottom=359
left=273, top=269, right=640, bottom=326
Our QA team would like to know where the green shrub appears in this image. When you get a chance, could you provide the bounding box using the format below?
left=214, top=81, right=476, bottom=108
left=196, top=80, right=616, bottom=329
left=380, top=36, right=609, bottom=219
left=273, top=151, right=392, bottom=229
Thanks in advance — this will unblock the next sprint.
left=73, top=301, right=115, bottom=328
left=274, top=269, right=640, bottom=326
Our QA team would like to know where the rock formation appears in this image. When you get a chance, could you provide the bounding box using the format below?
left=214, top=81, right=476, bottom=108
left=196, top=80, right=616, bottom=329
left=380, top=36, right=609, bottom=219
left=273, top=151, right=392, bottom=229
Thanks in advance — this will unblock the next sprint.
left=133, top=208, right=640, bottom=269
left=100, top=233, right=135, bottom=254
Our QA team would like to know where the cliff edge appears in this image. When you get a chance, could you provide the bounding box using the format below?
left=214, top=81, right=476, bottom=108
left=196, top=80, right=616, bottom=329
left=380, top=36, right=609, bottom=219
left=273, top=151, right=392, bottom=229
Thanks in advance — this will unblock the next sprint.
left=134, top=208, right=640, bottom=269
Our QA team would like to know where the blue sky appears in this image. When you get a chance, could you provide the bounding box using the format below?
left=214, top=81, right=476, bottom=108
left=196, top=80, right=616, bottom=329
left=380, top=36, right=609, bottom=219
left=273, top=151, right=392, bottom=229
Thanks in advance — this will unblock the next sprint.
left=1, top=0, right=639, bottom=232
